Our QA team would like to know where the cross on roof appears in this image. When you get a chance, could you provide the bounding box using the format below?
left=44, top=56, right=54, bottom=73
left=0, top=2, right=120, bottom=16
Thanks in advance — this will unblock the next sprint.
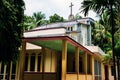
left=69, top=2, right=74, bottom=15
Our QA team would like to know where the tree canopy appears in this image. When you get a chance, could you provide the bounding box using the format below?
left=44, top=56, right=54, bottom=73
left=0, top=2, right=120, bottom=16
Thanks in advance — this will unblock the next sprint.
left=24, top=13, right=65, bottom=31
left=49, top=13, right=64, bottom=23
left=0, top=0, right=25, bottom=63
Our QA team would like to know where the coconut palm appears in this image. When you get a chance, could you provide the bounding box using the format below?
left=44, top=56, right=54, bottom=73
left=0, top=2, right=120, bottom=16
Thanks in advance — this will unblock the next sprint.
left=99, top=10, right=119, bottom=34
left=92, top=22, right=112, bottom=53
left=23, top=15, right=35, bottom=31
left=80, top=0, right=119, bottom=80
left=32, top=12, right=46, bottom=27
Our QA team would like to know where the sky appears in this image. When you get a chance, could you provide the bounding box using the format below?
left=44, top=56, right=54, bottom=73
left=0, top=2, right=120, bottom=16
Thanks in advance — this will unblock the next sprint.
left=24, top=0, right=98, bottom=20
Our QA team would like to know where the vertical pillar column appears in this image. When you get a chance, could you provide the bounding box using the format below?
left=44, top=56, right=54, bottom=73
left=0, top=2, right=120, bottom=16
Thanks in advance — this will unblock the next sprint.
left=27, top=54, right=31, bottom=72
left=84, top=52, right=87, bottom=80
left=75, top=47, right=79, bottom=80
left=17, top=61, right=20, bottom=80
left=0, top=62, right=2, bottom=74
left=61, top=40, right=67, bottom=80
left=3, top=65, right=7, bottom=80
left=101, top=62, right=103, bottom=80
left=40, top=48, right=45, bottom=72
left=35, top=54, right=38, bottom=72
left=41, top=47, right=45, bottom=80
left=19, top=40, right=26, bottom=80
left=91, top=56, right=94, bottom=80
left=9, top=61, right=12, bottom=80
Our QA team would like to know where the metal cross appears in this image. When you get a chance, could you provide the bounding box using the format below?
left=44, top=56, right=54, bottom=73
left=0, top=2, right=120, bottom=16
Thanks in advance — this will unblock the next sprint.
left=69, top=2, right=74, bottom=15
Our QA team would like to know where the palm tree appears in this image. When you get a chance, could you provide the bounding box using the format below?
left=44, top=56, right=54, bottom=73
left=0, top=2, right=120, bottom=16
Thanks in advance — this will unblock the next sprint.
left=80, top=0, right=119, bottom=80
left=92, top=22, right=112, bottom=53
left=99, top=10, right=119, bottom=34
left=23, top=15, right=35, bottom=31
left=32, top=12, right=46, bottom=27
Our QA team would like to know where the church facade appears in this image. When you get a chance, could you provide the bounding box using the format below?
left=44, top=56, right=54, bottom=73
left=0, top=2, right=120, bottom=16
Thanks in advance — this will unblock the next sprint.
left=0, top=18, right=116, bottom=80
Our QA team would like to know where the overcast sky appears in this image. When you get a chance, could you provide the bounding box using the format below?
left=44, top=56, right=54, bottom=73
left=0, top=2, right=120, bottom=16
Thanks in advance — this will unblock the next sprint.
left=24, top=0, right=98, bottom=20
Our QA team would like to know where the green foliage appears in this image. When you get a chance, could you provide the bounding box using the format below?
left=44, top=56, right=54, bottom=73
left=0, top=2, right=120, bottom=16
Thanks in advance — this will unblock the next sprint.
left=80, top=0, right=119, bottom=33
left=49, top=13, right=64, bottom=23
left=91, top=22, right=112, bottom=53
left=32, top=12, right=46, bottom=26
left=23, top=15, right=35, bottom=31
left=24, top=13, right=65, bottom=30
left=23, top=12, right=49, bottom=31
left=74, top=13, right=82, bottom=20
left=115, top=40, right=120, bottom=56
left=103, top=53, right=112, bottom=64
left=0, top=0, right=24, bottom=63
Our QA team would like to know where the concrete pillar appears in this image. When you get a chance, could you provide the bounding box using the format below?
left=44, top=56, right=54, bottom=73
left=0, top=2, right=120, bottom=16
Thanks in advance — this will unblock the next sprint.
left=0, top=62, right=1, bottom=74
left=35, top=54, right=38, bottom=72
left=19, top=41, right=26, bottom=80
left=75, top=47, right=79, bottom=80
left=84, top=52, right=87, bottom=80
left=27, top=54, right=30, bottom=72
left=91, top=56, right=94, bottom=80
left=9, top=61, right=12, bottom=80
left=41, top=47, right=45, bottom=80
left=61, top=40, right=67, bottom=80
left=3, top=65, right=7, bottom=80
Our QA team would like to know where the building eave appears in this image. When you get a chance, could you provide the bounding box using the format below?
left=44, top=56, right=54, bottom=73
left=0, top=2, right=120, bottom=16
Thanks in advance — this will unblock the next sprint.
left=22, top=36, right=94, bottom=55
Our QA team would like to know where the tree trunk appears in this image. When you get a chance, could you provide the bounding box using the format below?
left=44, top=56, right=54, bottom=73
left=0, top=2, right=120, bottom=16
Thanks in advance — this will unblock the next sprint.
left=110, top=4, right=117, bottom=80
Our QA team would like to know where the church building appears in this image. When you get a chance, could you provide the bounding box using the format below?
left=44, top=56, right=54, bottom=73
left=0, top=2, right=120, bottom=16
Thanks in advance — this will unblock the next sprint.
left=0, top=3, right=117, bottom=80
left=0, top=17, right=116, bottom=80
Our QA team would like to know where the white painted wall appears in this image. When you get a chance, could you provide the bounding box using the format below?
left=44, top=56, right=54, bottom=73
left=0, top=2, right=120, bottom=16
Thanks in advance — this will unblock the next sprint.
left=81, top=25, right=87, bottom=46
left=24, top=28, right=66, bottom=38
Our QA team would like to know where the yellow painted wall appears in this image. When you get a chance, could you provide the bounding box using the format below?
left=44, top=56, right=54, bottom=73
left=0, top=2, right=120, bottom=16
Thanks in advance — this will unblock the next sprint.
left=25, top=48, right=118, bottom=80
left=86, top=75, right=92, bottom=80
left=79, top=74, right=86, bottom=80
left=101, top=63, right=105, bottom=80
left=44, top=48, right=57, bottom=72
left=66, top=74, right=77, bottom=80
left=44, top=49, right=51, bottom=72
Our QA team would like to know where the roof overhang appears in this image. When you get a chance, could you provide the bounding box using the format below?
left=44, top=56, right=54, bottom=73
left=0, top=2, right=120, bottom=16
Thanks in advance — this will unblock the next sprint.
left=84, top=46, right=105, bottom=58
left=22, top=36, right=93, bottom=55
left=24, top=27, right=66, bottom=38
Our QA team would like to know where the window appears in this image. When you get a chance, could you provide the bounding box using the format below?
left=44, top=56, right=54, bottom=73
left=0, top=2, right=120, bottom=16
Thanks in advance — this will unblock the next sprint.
left=67, top=54, right=75, bottom=72
left=67, top=26, right=73, bottom=31
left=87, top=54, right=91, bottom=74
left=11, top=63, right=16, bottom=79
left=87, top=26, right=91, bottom=45
left=68, top=27, right=70, bottom=31
left=24, top=54, right=28, bottom=71
left=71, top=27, right=73, bottom=31
left=24, top=52, right=42, bottom=72
left=30, top=54, right=35, bottom=71
left=79, top=57, right=83, bottom=73
left=0, top=62, right=17, bottom=80
left=37, top=54, right=41, bottom=71
left=94, top=60, right=101, bottom=80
